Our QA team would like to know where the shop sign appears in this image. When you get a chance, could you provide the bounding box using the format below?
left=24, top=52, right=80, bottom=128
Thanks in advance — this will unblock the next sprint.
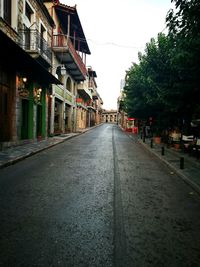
left=18, top=89, right=29, bottom=98
left=55, top=86, right=64, bottom=97
left=66, top=92, right=72, bottom=103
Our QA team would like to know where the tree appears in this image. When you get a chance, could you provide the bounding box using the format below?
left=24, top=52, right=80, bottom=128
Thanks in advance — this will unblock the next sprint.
left=124, top=33, right=176, bottom=129
left=166, top=0, right=200, bottom=125
left=124, top=0, right=200, bottom=135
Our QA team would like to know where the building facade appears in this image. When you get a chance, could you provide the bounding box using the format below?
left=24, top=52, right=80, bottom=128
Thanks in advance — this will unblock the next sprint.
left=87, top=67, right=103, bottom=127
left=44, top=1, right=101, bottom=134
left=117, top=83, right=127, bottom=130
left=101, top=110, right=118, bottom=123
left=0, top=0, right=60, bottom=149
left=0, top=0, right=103, bottom=149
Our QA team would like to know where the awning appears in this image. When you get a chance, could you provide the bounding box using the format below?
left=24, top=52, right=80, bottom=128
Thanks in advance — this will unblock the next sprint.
left=0, top=30, right=62, bottom=85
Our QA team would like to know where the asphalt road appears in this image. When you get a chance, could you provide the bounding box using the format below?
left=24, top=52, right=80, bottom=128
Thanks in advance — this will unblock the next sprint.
left=0, top=124, right=200, bottom=267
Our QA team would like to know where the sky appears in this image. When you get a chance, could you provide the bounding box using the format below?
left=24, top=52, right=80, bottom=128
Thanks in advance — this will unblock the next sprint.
left=62, top=0, right=174, bottom=110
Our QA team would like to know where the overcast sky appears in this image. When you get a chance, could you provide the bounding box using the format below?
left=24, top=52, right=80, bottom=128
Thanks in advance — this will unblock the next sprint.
left=62, top=0, right=174, bottom=110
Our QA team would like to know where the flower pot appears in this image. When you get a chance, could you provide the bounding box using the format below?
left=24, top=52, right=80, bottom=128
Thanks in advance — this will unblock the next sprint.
left=154, top=137, right=161, bottom=144
left=174, top=143, right=180, bottom=150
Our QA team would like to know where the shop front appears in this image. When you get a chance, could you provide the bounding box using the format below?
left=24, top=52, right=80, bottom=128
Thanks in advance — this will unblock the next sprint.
left=0, top=30, right=61, bottom=148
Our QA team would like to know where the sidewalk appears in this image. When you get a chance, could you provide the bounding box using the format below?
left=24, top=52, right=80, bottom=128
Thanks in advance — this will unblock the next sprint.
left=0, top=127, right=92, bottom=169
left=135, top=136, right=200, bottom=195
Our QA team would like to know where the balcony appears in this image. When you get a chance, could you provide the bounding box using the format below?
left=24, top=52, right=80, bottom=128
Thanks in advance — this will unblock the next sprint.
left=92, top=90, right=99, bottom=100
left=76, top=98, right=87, bottom=110
left=87, top=100, right=96, bottom=111
left=52, top=34, right=87, bottom=81
left=78, top=82, right=92, bottom=100
left=88, top=80, right=97, bottom=90
left=18, top=29, right=52, bottom=68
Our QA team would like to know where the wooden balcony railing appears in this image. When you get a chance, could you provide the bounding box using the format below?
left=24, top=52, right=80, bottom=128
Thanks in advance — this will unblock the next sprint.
left=89, top=80, right=95, bottom=88
left=52, top=34, right=87, bottom=77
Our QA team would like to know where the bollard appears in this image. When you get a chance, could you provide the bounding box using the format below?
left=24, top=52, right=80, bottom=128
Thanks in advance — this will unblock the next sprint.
left=167, top=140, right=170, bottom=148
left=143, top=135, right=145, bottom=143
left=180, top=157, right=184, bottom=169
left=140, top=132, right=143, bottom=139
left=150, top=138, right=153, bottom=148
left=161, top=146, right=165, bottom=156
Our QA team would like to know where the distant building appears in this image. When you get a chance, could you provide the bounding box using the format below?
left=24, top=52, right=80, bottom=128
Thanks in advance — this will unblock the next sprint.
left=101, top=110, right=118, bottom=123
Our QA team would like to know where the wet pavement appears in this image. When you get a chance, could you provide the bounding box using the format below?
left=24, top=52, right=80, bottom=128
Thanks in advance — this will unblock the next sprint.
left=0, top=129, right=90, bottom=169
left=0, top=124, right=200, bottom=266
left=1, top=125, right=200, bottom=196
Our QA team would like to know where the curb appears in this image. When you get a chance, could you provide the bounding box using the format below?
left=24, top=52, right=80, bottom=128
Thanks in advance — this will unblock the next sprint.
left=0, top=125, right=102, bottom=170
left=0, top=134, right=79, bottom=169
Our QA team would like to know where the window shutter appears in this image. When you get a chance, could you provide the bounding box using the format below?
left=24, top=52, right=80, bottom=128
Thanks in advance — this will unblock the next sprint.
left=3, top=0, right=11, bottom=25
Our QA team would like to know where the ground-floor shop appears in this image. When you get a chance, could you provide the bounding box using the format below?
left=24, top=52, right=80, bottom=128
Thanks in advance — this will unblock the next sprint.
left=0, top=30, right=60, bottom=149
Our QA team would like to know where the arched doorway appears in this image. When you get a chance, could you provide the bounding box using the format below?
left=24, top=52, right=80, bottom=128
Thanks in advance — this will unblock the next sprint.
left=66, top=77, right=72, bottom=92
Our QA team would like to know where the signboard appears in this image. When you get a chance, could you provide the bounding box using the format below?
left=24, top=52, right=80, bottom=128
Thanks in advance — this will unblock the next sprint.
left=18, top=89, right=29, bottom=98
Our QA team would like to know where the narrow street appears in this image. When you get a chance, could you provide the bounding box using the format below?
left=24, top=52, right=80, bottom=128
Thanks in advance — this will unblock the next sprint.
left=0, top=124, right=200, bottom=267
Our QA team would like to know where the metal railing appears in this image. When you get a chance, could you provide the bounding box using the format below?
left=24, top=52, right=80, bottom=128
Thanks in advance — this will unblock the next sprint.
left=18, top=29, right=52, bottom=63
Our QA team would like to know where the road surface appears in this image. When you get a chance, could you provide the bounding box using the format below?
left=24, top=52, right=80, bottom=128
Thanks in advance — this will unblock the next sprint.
left=0, top=124, right=200, bottom=266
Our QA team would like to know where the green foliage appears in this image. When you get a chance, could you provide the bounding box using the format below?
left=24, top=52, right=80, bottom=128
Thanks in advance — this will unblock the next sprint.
left=124, top=0, right=200, bottom=133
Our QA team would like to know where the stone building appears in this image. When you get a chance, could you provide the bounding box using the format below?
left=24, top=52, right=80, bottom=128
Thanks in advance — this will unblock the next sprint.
left=0, top=0, right=60, bottom=149
left=87, top=67, right=103, bottom=127
left=101, top=110, right=118, bottom=123
left=44, top=1, right=92, bottom=134
left=0, top=0, right=103, bottom=149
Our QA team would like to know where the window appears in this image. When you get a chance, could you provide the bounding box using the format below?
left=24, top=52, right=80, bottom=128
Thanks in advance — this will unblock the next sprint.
left=66, top=77, right=72, bottom=92
left=24, top=25, right=31, bottom=50
left=25, top=1, right=33, bottom=22
left=3, top=0, right=11, bottom=24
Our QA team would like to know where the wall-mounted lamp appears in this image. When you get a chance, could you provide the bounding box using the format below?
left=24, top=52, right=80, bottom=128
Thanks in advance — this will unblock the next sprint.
left=22, top=77, right=27, bottom=83
left=18, top=77, right=27, bottom=90
left=60, top=65, right=66, bottom=76
left=18, top=76, right=29, bottom=98
left=34, top=87, right=42, bottom=104
left=50, top=94, right=55, bottom=99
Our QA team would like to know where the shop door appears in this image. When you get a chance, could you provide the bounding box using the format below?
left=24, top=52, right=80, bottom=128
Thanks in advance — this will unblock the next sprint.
left=65, top=104, right=70, bottom=132
left=54, top=99, right=62, bottom=133
left=24, top=26, right=31, bottom=50
left=37, top=105, right=42, bottom=137
left=21, top=99, right=29, bottom=139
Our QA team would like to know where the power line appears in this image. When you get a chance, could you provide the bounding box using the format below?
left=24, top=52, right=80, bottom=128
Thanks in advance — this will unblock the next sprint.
left=52, top=25, right=168, bottom=51
left=62, top=33, right=145, bottom=49
left=87, top=39, right=145, bottom=49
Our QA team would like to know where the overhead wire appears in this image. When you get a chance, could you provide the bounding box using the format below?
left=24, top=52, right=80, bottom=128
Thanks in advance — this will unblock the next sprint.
left=65, top=25, right=168, bottom=50
left=63, top=33, right=145, bottom=49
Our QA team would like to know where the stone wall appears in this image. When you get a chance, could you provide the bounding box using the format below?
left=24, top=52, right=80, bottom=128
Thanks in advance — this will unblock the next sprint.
left=0, top=18, right=18, bottom=42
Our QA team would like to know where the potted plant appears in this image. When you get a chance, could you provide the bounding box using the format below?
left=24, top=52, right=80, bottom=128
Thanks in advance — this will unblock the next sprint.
left=153, top=126, right=162, bottom=144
